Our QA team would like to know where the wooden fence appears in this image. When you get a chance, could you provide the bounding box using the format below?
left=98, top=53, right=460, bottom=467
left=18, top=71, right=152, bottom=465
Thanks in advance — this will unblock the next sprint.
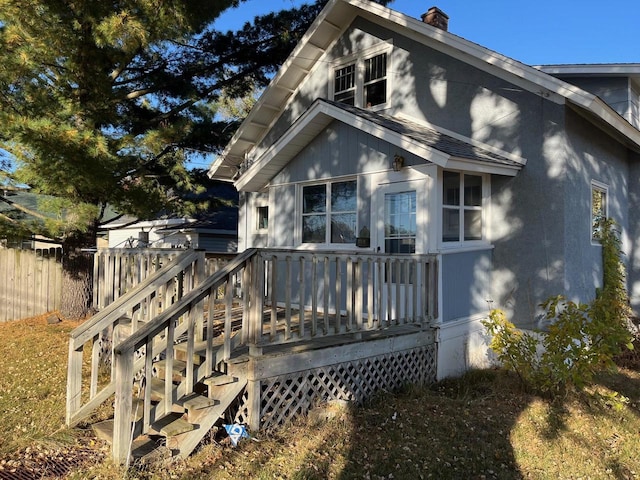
left=0, top=248, right=63, bottom=322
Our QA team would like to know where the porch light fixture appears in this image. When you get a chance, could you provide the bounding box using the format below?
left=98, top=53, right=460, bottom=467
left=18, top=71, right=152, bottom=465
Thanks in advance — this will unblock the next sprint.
left=392, top=154, right=405, bottom=171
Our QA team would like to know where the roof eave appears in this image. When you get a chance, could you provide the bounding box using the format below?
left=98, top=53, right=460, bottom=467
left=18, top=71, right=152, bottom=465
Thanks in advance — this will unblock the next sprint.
left=209, top=0, right=352, bottom=180
left=235, top=100, right=523, bottom=192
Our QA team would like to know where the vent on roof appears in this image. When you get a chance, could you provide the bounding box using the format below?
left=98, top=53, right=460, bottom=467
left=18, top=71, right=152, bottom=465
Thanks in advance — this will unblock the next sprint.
left=421, top=6, right=449, bottom=31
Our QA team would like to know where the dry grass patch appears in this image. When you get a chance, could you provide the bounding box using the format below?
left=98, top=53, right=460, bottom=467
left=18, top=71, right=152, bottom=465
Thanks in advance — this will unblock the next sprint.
left=3, top=315, right=640, bottom=479
left=0, top=313, right=79, bottom=455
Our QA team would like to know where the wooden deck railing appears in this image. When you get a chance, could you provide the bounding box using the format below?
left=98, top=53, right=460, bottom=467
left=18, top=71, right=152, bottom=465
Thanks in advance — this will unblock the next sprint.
left=93, top=248, right=237, bottom=311
left=250, top=250, right=438, bottom=346
left=66, top=249, right=207, bottom=427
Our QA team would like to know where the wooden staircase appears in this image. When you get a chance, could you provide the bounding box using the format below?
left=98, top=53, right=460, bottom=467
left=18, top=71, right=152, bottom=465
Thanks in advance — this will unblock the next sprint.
left=91, top=352, right=247, bottom=461
left=66, top=249, right=259, bottom=465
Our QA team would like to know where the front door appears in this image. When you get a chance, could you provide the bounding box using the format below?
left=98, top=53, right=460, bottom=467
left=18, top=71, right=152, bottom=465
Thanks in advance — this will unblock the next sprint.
left=375, top=181, right=422, bottom=322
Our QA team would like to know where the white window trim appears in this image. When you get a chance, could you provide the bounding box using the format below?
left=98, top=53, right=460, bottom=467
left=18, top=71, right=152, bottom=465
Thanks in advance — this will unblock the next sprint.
left=329, top=40, right=393, bottom=110
left=591, top=180, right=608, bottom=245
left=437, top=169, right=491, bottom=250
left=297, top=177, right=359, bottom=248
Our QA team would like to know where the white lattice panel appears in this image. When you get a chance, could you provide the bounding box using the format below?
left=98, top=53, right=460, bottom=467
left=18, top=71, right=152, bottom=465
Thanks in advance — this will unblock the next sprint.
left=248, top=345, right=436, bottom=431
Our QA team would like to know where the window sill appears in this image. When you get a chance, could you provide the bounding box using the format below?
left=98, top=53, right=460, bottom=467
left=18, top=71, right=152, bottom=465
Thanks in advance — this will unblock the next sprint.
left=434, top=242, right=494, bottom=255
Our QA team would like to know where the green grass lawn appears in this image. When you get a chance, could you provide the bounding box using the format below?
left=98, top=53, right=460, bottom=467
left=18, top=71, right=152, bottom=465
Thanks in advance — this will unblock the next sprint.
left=2, top=315, right=640, bottom=479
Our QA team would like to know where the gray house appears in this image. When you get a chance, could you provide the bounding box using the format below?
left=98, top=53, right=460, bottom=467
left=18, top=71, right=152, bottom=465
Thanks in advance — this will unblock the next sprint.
left=209, top=0, right=640, bottom=377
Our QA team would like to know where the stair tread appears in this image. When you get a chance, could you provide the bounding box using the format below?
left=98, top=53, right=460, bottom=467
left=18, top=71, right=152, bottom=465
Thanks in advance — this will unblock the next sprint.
left=203, top=373, right=237, bottom=387
left=154, top=358, right=187, bottom=373
left=130, top=436, right=169, bottom=462
left=152, top=413, right=195, bottom=437
left=173, top=338, right=223, bottom=353
left=149, top=377, right=172, bottom=402
left=178, top=393, right=217, bottom=411
left=92, top=420, right=114, bottom=444
left=167, top=378, right=248, bottom=458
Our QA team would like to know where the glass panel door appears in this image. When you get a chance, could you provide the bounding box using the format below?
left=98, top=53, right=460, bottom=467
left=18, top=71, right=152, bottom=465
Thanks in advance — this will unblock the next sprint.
left=384, top=190, right=416, bottom=255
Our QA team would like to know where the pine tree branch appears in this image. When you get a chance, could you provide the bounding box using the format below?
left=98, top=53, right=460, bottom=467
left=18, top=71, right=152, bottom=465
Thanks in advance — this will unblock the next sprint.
left=0, top=195, right=49, bottom=221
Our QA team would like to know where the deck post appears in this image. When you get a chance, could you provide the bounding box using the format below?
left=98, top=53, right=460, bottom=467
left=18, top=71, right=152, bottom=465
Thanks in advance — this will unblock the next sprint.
left=194, top=250, right=206, bottom=342
left=249, top=253, right=265, bottom=345
left=246, top=377, right=261, bottom=432
left=65, top=342, right=83, bottom=425
left=113, top=347, right=134, bottom=465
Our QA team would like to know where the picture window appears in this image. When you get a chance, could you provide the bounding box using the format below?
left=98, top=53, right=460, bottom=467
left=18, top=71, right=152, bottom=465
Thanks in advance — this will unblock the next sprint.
left=302, top=180, right=357, bottom=244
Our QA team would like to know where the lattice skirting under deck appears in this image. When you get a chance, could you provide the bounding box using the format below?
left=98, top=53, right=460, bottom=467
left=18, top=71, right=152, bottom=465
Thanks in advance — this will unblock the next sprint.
left=230, top=344, right=437, bottom=430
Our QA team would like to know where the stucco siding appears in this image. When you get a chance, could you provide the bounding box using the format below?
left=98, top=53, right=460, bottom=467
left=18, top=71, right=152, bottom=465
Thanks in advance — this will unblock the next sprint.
left=563, top=108, right=630, bottom=308
left=440, top=249, right=492, bottom=323
left=489, top=101, right=567, bottom=328
left=628, top=153, right=640, bottom=312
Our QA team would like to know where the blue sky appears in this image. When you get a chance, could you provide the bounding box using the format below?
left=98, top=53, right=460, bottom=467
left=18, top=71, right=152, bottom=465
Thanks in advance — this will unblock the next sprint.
left=214, top=0, right=640, bottom=66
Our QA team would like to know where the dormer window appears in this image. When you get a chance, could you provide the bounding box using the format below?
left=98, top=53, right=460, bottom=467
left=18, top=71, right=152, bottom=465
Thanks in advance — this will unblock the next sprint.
left=331, top=43, right=391, bottom=109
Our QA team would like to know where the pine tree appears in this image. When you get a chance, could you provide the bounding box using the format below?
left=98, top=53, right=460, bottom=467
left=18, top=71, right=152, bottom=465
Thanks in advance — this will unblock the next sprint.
left=0, top=0, right=390, bottom=318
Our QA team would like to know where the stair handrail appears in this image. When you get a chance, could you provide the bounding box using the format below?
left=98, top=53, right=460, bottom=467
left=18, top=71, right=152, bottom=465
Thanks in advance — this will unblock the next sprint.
left=114, top=248, right=257, bottom=355
left=66, top=249, right=205, bottom=427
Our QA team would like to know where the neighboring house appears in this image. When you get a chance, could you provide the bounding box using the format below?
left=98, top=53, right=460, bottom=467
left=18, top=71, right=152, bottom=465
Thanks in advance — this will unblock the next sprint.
left=101, top=181, right=239, bottom=253
left=209, top=0, right=640, bottom=377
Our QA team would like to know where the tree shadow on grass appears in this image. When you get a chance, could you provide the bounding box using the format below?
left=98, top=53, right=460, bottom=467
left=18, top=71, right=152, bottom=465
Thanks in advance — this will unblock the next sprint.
left=333, top=369, right=531, bottom=480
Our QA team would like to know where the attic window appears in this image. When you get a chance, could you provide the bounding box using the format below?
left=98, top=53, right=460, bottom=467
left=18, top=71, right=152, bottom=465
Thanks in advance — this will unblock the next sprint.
left=334, top=64, right=356, bottom=105
left=364, top=53, right=387, bottom=107
left=331, top=43, right=391, bottom=108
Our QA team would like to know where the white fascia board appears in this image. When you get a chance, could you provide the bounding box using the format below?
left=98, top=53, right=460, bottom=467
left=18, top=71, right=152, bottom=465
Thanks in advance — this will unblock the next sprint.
left=234, top=101, right=450, bottom=192
left=535, top=64, right=640, bottom=76
left=445, top=158, right=520, bottom=177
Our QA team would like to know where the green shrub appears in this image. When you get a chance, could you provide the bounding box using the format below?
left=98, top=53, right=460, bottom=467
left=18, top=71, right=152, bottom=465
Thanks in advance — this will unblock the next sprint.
left=483, top=219, right=633, bottom=397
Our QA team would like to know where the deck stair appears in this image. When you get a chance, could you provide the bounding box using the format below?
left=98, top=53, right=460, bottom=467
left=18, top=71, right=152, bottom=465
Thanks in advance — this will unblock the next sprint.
left=90, top=336, right=248, bottom=461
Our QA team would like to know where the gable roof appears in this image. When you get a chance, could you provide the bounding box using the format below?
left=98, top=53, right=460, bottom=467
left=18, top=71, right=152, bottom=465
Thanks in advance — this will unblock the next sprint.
left=237, top=99, right=524, bottom=191
left=210, top=0, right=640, bottom=183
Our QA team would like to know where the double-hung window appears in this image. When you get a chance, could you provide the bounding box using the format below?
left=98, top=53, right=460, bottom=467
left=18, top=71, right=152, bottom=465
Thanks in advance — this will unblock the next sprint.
left=302, top=180, right=357, bottom=244
left=442, top=171, right=483, bottom=243
left=334, top=64, right=356, bottom=105
left=364, top=53, right=387, bottom=107
left=591, top=181, right=608, bottom=242
left=332, top=44, right=390, bottom=108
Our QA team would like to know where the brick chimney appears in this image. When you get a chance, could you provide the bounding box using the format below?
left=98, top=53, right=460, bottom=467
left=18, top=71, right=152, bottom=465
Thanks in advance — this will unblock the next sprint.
left=421, top=6, right=449, bottom=31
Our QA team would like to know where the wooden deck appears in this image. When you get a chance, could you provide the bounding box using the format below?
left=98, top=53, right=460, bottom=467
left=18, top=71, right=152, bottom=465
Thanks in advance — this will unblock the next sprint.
left=66, top=248, right=439, bottom=464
